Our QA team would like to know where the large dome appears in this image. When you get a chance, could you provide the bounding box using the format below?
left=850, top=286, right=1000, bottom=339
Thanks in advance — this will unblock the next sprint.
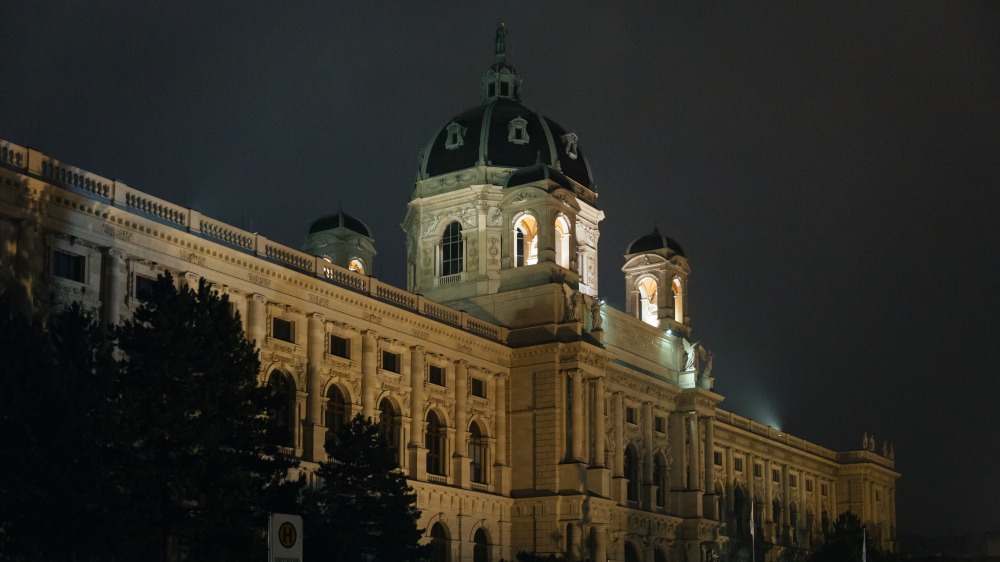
left=417, top=28, right=595, bottom=190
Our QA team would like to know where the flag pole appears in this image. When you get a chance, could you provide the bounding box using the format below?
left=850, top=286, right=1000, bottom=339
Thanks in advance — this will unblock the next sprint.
left=750, top=503, right=756, bottom=562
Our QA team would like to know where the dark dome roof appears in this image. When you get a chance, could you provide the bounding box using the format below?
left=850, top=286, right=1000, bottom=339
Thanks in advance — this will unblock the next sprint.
left=627, top=226, right=685, bottom=257
left=420, top=99, right=594, bottom=190
left=308, top=211, right=371, bottom=237
left=504, top=163, right=573, bottom=190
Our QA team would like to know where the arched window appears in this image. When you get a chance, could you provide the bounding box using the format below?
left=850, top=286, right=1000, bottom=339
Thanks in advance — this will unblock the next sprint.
left=348, top=258, right=365, bottom=275
left=654, top=549, right=668, bottom=562
left=624, top=444, right=640, bottom=502
left=469, top=422, right=488, bottom=484
left=637, top=276, right=658, bottom=326
left=653, top=454, right=666, bottom=508
left=325, top=386, right=349, bottom=448
left=430, top=523, right=450, bottom=562
left=821, top=510, right=830, bottom=534
left=266, top=371, right=293, bottom=448
left=806, top=507, right=815, bottom=547
left=733, top=487, right=748, bottom=536
left=426, top=411, right=446, bottom=476
left=514, top=215, right=538, bottom=267
left=565, top=523, right=576, bottom=559
left=440, top=222, right=464, bottom=277
left=754, top=498, right=764, bottom=538
left=672, top=277, right=684, bottom=322
left=789, top=501, right=799, bottom=544
left=554, top=215, right=571, bottom=268
left=624, top=542, right=640, bottom=562
left=379, top=399, right=399, bottom=457
left=772, top=498, right=783, bottom=542
left=473, top=528, right=489, bottom=562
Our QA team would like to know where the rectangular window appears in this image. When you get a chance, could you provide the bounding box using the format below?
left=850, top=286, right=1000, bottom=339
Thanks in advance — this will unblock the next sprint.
left=471, top=377, right=486, bottom=398
left=135, top=275, right=157, bottom=302
left=806, top=480, right=813, bottom=492
left=625, top=407, right=636, bottom=424
left=734, top=458, right=744, bottom=472
left=329, top=335, right=350, bottom=359
left=753, top=463, right=762, bottom=477
left=821, top=483, right=829, bottom=496
left=52, top=250, right=85, bottom=282
left=654, top=416, right=665, bottom=433
left=772, top=469, right=781, bottom=483
left=714, top=451, right=723, bottom=466
left=875, top=490, right=882, bottom=502
left=272, top=318, right=294, bottom=343
left=790, top=474, right=798, bottom=487
left=382, top=350, right=401, bottom=373
left=428, top=365, right=445, bottom=386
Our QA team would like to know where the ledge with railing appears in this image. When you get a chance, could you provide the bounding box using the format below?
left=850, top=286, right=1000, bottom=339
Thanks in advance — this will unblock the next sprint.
left=0, top=138, right=510, bottom=343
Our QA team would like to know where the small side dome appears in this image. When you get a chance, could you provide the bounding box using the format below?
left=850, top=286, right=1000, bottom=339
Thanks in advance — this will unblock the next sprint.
left=626, top=226, right=685, bottom=257
left=308, top=211, right=371, bottom=237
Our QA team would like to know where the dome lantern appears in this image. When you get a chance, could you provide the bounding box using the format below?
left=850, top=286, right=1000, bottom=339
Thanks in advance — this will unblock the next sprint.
left=481, top=22, right=523, bottom=104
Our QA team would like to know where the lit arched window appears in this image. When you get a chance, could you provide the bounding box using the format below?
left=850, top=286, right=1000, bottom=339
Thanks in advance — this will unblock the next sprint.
left=469, top=422, right=488, bottom=484
left=624, top=444, right=640, bottom=502
left=554, top=215, right=571, bottom=268
left=440, top=222, right=464, bottom=276
left=379, top=399, right=399, bottom=458
left=266, top=371, right=294, bottom=448
left=325, top=386, right=349, bottom=448
left=672, top=277, right=684, bottom=322
left=513, top=215, right=538, bottom=267
left=426, top=411, right=446, bottom=476
left=473, top=528, right=489, bottom=562
left=430, top=523, right=450, bottom=562
left=637, top=276, right=658, bottom=326
left=348, top=258, right=365, bottom=275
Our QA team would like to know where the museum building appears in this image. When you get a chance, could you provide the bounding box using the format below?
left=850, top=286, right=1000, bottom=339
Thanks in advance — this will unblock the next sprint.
left=0, top=28, right=898, bottom=562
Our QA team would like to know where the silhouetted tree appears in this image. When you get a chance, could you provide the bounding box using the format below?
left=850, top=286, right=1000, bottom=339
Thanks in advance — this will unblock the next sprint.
left=301, top=414, right=427, bottom=562
left=806, top=511, right=896, bottom=562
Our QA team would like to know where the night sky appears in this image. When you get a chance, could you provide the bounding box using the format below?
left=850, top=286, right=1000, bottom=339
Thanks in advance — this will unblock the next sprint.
left=3, top=1, right=998, bottom=539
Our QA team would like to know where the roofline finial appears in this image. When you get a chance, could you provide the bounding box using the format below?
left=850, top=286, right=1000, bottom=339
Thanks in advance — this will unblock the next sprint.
left=495, top=21, right=508, bottom=60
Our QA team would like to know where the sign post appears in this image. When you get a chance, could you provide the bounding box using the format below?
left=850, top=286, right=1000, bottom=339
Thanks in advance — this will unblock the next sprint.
left=269, top=513, right=303, bottom=562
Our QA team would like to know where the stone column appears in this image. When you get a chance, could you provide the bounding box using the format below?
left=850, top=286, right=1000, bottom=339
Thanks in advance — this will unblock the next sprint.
left=303, top=312, right=326, bottom=461
left=247, top=294, right=267, bottom=352
left=495, top=372, right=507, bottom=464
left=613, top=392, right=624, bottom=477
left=687, top=412, right=700, bottom=491
left=571, top=370, right=585, bottom=462
left=641, top=401, right=655, bottom=509
left=409, top=346, right=425, bottom=446
left=593, top=377, right=606, bottom=467
left=669, top=412, right=686, bottom=489
left=361, top=330, right=377, bottom=417
left=103, top=248, right=126, bottom=326
left=454, top=360, right=469, bottom=485
left=704, top=415, right=716, bottom=518
left=408, top=346, right=427, bottom=479
left=183, top=271, right=200, bottom=292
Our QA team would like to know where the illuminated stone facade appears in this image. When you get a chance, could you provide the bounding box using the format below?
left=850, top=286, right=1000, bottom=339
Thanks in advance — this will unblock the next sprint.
left=0, top=35, right=897, bottom=562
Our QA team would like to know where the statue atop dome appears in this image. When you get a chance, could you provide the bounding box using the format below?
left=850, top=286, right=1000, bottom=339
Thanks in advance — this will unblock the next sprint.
left=495, top=22, right=508, bottom=60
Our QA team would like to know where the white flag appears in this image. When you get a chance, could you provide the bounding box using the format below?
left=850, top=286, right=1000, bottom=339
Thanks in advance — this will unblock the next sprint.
left=862, top=526, right=867, bottom=562
left=750, top=504, right=755, bottom=537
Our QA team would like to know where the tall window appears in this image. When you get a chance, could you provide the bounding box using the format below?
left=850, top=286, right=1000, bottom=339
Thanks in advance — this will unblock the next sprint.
left=789, top=502, right=799, bottom=544
left=325, top=386, right=349, bottom=446
left=469, top=422, right=487, bottom=484
left=637, top=276, right=658, bottom=326
left=426, top=411, right=446, bottom=476
left=772, top=498, right=783, bottom=541
left=441, top=221, right=464, bottom=276
left=513, top=215, right=538, bottom=267
left=653, top=454, right=666, bottom=508
left=379, top=399, right=398, bottom=457
left=672, top=277, right=684, bottom=322
left=554, top=215, right=571, bottom=268
left=52, top=250, right=85, bottom=282
left=266, top=371, right=293, bottom=448
left=473, top=528, right=489, bottom=562
left=430, top=523, right=449, bottom=562
left=625, top=445, right=639, bottom=502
